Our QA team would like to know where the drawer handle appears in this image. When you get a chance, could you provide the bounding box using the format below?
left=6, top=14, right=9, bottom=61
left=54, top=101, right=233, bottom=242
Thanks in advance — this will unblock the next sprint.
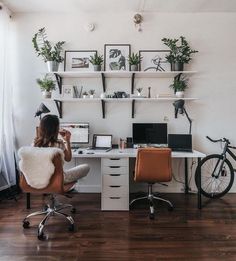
left=109, top=166, right=121, bottom=168
left=110, top=197, right=121, bottom=199
left=110, top=158, right=120, bottom=160
left=109, top=185, right=121, bottom=188
left=110, top=174, right=121, bottom=177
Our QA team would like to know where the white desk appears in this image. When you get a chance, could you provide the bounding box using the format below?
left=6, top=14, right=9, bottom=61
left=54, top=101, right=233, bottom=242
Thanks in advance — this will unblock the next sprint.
left=72, top=148, right=206, bottom=210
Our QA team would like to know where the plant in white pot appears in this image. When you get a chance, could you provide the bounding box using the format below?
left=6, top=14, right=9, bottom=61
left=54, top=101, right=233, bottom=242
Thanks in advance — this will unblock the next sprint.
left=89, top=53, right=103, bottom=71
left=32, top=27, right=65, bottom=72
left=128, top=52, right=142, bottom=71
left=36, top=74, right=56, bottom=99
left=162, top=36, right=198, bottom=71
left=136, top=87, right=143, bottom=96
left=82, top=91, right=88, bottom=98
left=170, top=75, right=188, bottom=98
left=89, top=89, right=95, bottom=98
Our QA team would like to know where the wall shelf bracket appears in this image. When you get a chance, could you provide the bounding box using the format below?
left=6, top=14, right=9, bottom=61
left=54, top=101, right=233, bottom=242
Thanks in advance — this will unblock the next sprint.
left=131, top=73, right=135, bottom=94
left=174, top=72, right=182, bottom=81
left=132, top=99, right=136, bottom=118
left=101, top=99, right=105, bottom=118
left=54, top=73, right=62, bottom=94
left=54, top=99, right=62, bottom=118
left=101, top=73, right=106, bottom=93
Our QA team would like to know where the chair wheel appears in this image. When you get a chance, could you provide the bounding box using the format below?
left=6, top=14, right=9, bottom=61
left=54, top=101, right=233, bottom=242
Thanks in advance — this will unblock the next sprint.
left=43, top=205, right=48, bottom=211
left=149, top=213, right=155, bottom=220
left=71, top=208, right=76, bottom=214
left=68, top=224, right=75, bottom=232
left=168, top=206, right=174, bottom=211
left=23, top=220, right=30, bottom=229
left=38, top=232, right=46, bottom=240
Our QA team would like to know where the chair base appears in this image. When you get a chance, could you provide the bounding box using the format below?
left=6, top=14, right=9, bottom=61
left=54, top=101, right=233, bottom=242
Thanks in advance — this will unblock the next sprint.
left=130, top=184, right=174, bottom=219
left=22, top=195, right=75, bottom=240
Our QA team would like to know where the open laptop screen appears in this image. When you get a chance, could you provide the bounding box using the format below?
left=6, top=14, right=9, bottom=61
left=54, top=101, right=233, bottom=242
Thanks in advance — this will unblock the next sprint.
left=168, top=134, right=192, bottom=152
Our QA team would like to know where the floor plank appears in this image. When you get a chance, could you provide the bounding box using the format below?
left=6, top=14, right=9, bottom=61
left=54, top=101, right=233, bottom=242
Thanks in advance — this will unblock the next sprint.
left=0, top=193, right=236, bottom=261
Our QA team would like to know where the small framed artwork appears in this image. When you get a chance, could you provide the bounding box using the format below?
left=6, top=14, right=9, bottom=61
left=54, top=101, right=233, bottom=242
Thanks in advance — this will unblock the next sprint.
left=104, top=44, right=131, bottom=71
left=62, top=85, right=74, bottom=98
left=139, top=50, right=171, bottom=72
left=64, top=50, right=97, bottom=71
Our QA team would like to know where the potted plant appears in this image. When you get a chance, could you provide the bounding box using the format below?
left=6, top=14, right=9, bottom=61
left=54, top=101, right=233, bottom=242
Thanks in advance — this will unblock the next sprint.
left=89, top=89, right=95, bottom=98
left=89, top=53, right=103, bottom=71
left=128, top=52, right=142, bottom=71
left=82, top=91, right=88, bottom=98
left=162, top=36, right=198, bottom=71
left=169, top=75, right=188, bottom=98
left=32, top=27, right=65, bottom=72
left=136, top=87, right=143, bottom=96
left=36, top=74, right=56, bottom=99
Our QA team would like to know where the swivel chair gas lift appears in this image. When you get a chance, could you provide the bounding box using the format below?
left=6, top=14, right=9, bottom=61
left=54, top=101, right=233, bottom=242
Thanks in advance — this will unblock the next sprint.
left=19, top=147, right=76, bottom=240
left=130, top=148, right=174, bottom=219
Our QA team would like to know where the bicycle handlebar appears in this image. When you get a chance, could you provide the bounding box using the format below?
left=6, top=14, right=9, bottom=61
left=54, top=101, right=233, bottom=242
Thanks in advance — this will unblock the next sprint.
left=206, top=136, right=230, bottom=144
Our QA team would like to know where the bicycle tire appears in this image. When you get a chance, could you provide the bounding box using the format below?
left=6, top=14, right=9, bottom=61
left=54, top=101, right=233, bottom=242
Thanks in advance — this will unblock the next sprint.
left=195, top=154, right=234, bottom=198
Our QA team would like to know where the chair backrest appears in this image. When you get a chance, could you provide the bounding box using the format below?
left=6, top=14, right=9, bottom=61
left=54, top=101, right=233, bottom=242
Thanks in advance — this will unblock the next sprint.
left=134, top=148, right=172, bottom=183
left=19, top=147, right=66, bottom=194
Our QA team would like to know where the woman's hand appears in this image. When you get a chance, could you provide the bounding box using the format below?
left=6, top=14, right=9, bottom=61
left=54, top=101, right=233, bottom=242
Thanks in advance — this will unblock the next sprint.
left=59, top=129, right=71, bottom=142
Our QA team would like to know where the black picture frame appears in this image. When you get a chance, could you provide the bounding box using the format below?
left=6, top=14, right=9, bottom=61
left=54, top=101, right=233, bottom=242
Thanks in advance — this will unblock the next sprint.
left=104, top=44, right=131, bottom=71
left=139, top=50, right=171, bottom=72
left=64, top=50, right=97, bottom=71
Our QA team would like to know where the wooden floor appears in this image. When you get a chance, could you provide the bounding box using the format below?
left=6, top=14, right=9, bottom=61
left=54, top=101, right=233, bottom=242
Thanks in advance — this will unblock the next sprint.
left=1, top=193, right=236, bottom=261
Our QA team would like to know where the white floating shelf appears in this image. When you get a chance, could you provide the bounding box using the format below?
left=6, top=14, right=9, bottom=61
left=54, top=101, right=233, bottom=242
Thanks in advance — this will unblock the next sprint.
left=50, top=71, right=197, bottom=78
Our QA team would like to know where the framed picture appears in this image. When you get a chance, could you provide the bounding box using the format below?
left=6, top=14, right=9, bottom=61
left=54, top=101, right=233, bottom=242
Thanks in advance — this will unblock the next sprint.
left=104, top=44, right=131, bottom=71
left=62, top=85, right=74, bottom=98
left=139, top=50, right=171, bottom=72
left=64, top=50, right=97, bottom=71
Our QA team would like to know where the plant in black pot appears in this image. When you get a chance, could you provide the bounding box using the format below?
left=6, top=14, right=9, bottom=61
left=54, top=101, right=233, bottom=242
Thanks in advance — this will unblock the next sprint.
left=128, top=52, right=142, bottom=71
left=32, top=27, right=65, bottom=72
left=169, top=75, right=188, bottom=98
left=89, top=53, right=103, bottom=71
left=36, top=74, right=56, bottom=99
left=162, top=36, right=198, bottom=71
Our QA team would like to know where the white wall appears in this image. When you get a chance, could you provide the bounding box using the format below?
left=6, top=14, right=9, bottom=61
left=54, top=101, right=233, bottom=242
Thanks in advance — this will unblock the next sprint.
left=11, top=11, right=236, bottom=192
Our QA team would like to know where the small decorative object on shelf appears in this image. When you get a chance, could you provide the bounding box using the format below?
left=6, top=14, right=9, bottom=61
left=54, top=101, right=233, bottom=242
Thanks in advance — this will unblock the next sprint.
left=89, top=89, right=95, bottom=98
left=128, top=52, right=142, bottom=71
left=136, top=87, right=143, bottom=96
left=148, top=87, right=151, bottom=98
left=133, top=13, right=143, bottom=32
left=62, top=85, right=74, bottom=98
left=162, top=36, right=198, bottom=71
left=100, top=92, right=106, bottom=99
left=36, top=74, right=56, bottom=99
left=82, top=91, right=88, bottom=98
left=169, top=75, right=188, bottom=98
left=32, top=27, right=65, bottom=72
left=89, top=53, right=103, bottom=71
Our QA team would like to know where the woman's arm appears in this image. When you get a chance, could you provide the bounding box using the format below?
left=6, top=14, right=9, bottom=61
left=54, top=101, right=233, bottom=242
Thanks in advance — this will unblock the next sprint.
left=59, top=130, right=72, bottom=162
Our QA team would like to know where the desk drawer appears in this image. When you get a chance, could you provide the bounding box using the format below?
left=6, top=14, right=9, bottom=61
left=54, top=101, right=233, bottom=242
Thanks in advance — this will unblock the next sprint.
left=102, top=158, right=128, bottom=167
left=102, top=185, right=129, bottom=198
left=102, top=174, right=128, bottom=185
left=102, top=166, right=128, bottom=175
left=101, top=197, right=129, bottom=211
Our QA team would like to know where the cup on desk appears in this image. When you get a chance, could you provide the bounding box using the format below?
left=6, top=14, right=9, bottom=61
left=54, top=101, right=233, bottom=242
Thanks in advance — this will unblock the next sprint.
left=119, top=139, right=126, bottom=150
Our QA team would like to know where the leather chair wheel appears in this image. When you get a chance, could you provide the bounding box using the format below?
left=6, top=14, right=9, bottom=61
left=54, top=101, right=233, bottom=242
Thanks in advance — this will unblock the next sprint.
left=68, top=224, right=75, bottom=232
left=168, top=206, right=174, bottom=211
left=38, top=232, right=46, bottom=240
left=71, top=208, right=76, bottom=214
left=23, top=220, right=30, bottom=229
left=149, top=213, right=155, bottom=220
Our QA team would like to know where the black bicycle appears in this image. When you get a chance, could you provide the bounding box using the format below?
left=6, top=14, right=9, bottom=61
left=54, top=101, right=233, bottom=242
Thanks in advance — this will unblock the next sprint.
left=195, top=136, right=236, bottom=198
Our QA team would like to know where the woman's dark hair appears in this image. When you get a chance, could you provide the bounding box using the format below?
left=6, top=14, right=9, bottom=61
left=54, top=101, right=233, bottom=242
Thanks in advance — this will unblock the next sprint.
left=34, top=114, right=60, bottom=147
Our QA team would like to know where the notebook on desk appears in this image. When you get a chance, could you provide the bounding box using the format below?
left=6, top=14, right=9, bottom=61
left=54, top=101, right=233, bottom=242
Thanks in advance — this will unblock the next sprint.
left=88, top=134, right=112, bottom=151
left=168, top=134, right=192, bottom=152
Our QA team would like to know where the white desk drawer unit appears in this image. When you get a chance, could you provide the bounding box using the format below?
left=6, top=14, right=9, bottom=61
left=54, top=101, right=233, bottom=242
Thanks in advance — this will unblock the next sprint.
left=101, top=158, right=129, bottom=211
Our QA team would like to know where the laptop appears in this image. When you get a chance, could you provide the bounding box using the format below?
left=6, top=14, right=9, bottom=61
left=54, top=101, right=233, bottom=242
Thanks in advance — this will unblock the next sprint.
left=168, top=134, right=192, bottom=152
left=88, top=134, right=112, bottom=151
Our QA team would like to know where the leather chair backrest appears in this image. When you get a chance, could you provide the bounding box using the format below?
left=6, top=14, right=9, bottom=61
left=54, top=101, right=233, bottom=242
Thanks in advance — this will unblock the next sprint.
left=135, top=148, right=172, bottom=183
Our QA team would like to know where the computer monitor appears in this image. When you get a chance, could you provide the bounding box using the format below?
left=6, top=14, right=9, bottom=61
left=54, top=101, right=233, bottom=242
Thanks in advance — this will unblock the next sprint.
left=60, top=122, right=89, bottom=146
left=133, top=123, right=167, bottom=145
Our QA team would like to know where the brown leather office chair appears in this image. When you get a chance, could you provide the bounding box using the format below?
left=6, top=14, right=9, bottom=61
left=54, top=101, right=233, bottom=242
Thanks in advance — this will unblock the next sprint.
left=19, top=148, right=77, bottom=240
left=130, top=148, right=173, bottom=219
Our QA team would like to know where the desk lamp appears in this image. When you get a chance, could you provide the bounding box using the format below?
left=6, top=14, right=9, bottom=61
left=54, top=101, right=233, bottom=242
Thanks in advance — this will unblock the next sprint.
left=34, top=103, right=50, bottom=119
left=173, top=99, right=192, bottom=134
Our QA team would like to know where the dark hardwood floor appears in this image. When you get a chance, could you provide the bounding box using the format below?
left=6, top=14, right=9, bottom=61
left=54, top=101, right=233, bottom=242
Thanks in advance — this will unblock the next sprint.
left=1, top=193, right=236, bottom=261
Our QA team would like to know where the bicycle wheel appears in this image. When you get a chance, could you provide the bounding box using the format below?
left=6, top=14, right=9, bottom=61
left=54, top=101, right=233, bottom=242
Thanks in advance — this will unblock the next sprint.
left=195, top=154, right=234, bottom=198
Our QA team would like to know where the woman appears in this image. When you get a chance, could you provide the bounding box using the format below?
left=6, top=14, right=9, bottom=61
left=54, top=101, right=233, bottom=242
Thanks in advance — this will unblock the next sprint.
left=34, top=114, right=89, bottom=184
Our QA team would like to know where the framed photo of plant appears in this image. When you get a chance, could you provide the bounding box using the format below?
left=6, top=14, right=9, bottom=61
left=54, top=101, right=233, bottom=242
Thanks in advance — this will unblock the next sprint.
left=139, top=50, right=171, bottom=72
left=64, top=50, right=97, bottom=71
left=104, top=44, right=131, bottom=71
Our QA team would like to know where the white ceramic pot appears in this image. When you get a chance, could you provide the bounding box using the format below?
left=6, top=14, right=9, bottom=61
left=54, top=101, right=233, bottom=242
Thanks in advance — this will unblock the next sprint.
left=47, top=61, right=59, bottom=72
left=100, top=93, right=106, bottom=99
left=175, top=91, right=184, bottom=98
left=137, top=92, right=141, bottom=96
left=90, top=95, right=94, bottom=98
left=42, top=91, right=52, bottom=99
left=131, top=65, right=138, bottom=71
left=83, top=95, right=87, bottom=99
